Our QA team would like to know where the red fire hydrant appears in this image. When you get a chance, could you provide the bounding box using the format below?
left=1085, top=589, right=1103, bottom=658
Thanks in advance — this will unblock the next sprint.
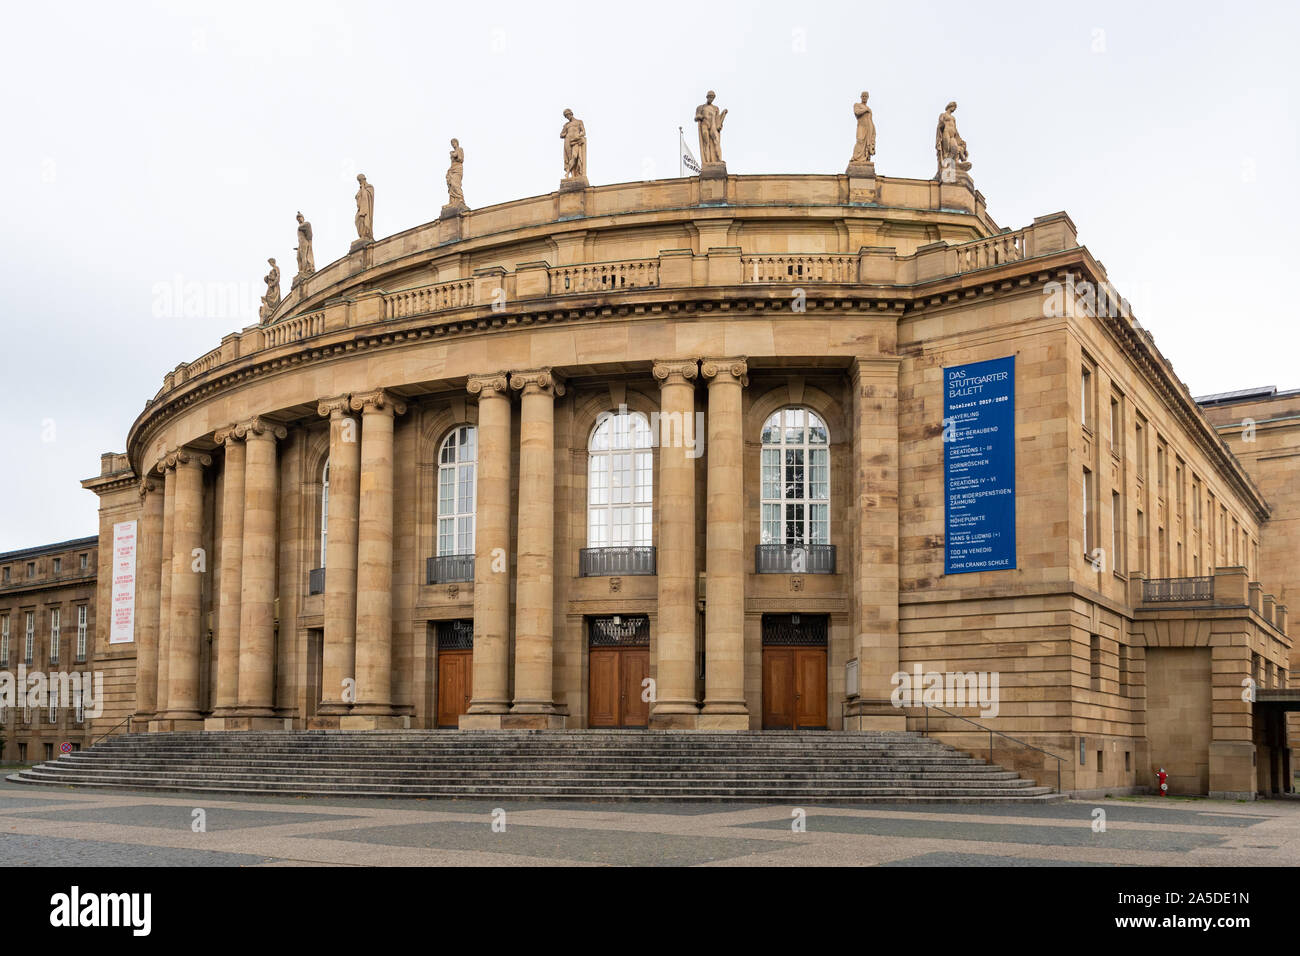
left=1156, top=768, right=1168, bottom=797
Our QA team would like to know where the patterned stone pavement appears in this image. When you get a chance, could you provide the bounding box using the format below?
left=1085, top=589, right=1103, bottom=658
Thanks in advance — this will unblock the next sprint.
left=1, top=779, right=1297, bottom=867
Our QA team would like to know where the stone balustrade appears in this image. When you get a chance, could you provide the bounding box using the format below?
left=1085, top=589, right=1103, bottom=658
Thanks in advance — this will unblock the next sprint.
left=151, top=207, right=1083, bottom=408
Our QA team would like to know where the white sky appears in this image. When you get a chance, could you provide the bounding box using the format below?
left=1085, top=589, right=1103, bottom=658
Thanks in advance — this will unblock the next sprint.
left=1, top=0, right=1297, bottom=551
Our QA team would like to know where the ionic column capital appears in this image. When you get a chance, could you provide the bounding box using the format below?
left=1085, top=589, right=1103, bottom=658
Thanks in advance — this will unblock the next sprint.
left=317, top=394, right=353, bottom=419
left=213, top=424, right=242, bottom=446
left=350, top=389, right=407, bottom=416
left=138, top=476, right=158, bottom=499
left=510, top=367, right=566, bottom=397
left=236, top=416, right=289, bottom=442
left=701, top=356, right=749, bottom=387
left=466, top=372, right=510, bottom=399
left=163, top=447, right=212, bottom=470
left=653, top=359, right=700, bottom=388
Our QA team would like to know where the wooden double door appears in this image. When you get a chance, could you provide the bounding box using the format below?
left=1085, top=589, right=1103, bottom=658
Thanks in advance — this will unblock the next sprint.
left=761, top=615, right=828, bottom=730
left=435, top=620, right=474, bottom=728
left=587, top=616, right=651, bottom=728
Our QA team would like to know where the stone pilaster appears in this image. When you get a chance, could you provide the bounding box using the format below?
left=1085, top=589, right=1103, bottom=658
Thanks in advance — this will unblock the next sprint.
left=700, top=357, right=749, bottom=729
left=317, top=394, right=359, bottom=720
left=207, top=425, right=245, bottom=724
left=847, top=358, right=904, bottom=729
left=344, top=390, right=408, bottom=729
left=507, top=367, right=565, bottom=728
left=650, top=359, right=701, bottom=727
left=150, top=459, right=176, bottom=729
left=160, top=447, right=210, bottom=727
left=134, top=476, right=163, bottom=727
left=462, top=373, right=513, bottom=728
left=234, top=417, right=287, bottom=725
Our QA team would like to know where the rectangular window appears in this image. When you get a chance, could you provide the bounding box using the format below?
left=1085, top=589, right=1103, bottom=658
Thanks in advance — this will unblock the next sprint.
left=52, top=557, right=61, bottom=573
left=1135, top=416, right=1147, bottom=477
left=1082, top=468, right=1094, bottom=559
left=76, top=606, right=87, bottom=662
left=1175, top=461, right=1184, bottom=517
left=1156, top=443, right=1165, bottom=492
left=18, top=743, right=26, bottom=762
left=24, top=611, right=35, bottom=663
left=1, top=566, right=8, bottom=583
left=1111, top=491, right=1122, bottom=573
left=1137, top=510, right=1147, bottom=574
left=44, top=743, right=53, bottom=762
left=27, top=562, right=35, bottom=578
left=49, top=607, right=60, bottom=663
left=1109, top=395, right=1121, bottom=455
left=0, top=614, right=7, bottom=663
left=1081, top=365, right=1093, bottom=429
left=48, top=680, right=58, bottom=723
left=80, top=553, right=88, bottom=572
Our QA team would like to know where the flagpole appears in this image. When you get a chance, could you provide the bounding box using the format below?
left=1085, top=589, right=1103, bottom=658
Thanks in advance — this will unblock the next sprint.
left=678, top=126, right=683, bottom=178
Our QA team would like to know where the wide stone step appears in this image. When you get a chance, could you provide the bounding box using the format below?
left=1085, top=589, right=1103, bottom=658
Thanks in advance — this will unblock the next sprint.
left=16, top=731, right=1062, bottom=803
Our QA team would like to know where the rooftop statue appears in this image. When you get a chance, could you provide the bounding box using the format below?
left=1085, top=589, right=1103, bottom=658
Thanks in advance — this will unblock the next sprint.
left=294, top=212, right=314, bottom=283
left=694, top=90, right=727, bottom=168
left=446, top=139, right=466, bottom=210
left=935, top=101, right=972, bottom=182
left=850, top=91, right=876, bottom=167
left=354, top=173, right=375, bottom=244
left=560, top=109, right=587, bottom=183
left=259, top=258, right=280, bottom=324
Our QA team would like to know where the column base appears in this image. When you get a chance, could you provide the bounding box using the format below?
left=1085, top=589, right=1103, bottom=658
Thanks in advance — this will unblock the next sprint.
left=649, top=712, right=700, bottom=730
left=500, top=713, right=567, bottom=730
left=205, top=716, right=291, bottom=731
left=306, top=715, right=342, bottom=730
left=843, top=699, right=907, bottom=731
left=696, top=713, right=750, bottom=731
left=339, top=714, right=411, bottom=731
left=148, top=718, right=206, bottom=732
left=315, top=703, right=351, bottom=716
left=466, top=699, right=511, bottom=715
left=458, top=713, right=506, bottom=730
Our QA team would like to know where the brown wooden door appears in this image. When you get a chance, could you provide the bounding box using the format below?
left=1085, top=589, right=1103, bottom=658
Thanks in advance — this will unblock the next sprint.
left=589, top=649, right=621, bottom=727
left=620, top=648, right=650, bottom=727
left=589, top=647, right=650, bottom=728
left=763, top=646, right=826, bottom=729
left=793, top=648, right=827, bottom=728
left=436, top=649, right=473, bottom=728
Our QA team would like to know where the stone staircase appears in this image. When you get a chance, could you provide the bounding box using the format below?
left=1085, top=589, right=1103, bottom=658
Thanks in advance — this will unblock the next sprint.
left=9, top=730, right=1065, bottom=802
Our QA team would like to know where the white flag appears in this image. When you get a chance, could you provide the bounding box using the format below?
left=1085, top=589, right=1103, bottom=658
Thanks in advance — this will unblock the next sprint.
left=680, top=128, right=700, bottom=176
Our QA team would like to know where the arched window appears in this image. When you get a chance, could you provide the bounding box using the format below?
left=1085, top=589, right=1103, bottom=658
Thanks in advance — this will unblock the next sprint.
left=587, top=411, right=653, bottom=547
left=760, top=407, right=829, bottom=545
left=320, top=458, right=329, bottom=565
left=437, top=426, right=477, bottom=555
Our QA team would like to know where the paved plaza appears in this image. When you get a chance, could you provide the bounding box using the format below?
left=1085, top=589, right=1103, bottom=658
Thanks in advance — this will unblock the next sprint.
left=1, top=779, right=1297, bottom=867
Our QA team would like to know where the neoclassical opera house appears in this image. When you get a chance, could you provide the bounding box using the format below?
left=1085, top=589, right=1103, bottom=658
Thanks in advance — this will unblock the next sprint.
left=83, top=101, right=1296, bottom=798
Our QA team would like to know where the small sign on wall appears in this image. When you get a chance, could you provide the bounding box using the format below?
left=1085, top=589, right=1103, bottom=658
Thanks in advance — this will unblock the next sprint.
left=109, top=520, right=138, bottom=644
left=943, top=355, right=1017, bottom=574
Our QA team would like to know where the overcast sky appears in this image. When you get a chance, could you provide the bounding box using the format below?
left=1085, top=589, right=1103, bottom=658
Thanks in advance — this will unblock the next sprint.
left=1, top=0, right=1297, bottom=552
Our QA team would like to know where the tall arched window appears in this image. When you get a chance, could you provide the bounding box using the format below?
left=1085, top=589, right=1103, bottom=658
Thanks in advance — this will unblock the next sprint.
left=760, top=407, right=829, bottom=546
left=320, top=458, right=329, bottom=566
left=587, top=411, right=653, bottom=547
left=437, top=426, right=477, bottom=555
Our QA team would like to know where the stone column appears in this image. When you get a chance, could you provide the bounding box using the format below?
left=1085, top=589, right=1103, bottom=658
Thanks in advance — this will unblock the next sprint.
left=235, top=418, right=287, bottom=724
left=462, top=373, right=513, bottom=727
left=317, top=395, right=359, bottom=718
left=848, top=358, right=904, bottom=729
left=207, top=425, right=245, bottom=724
left=134, top=476, right=163, bottom=726
left=700, top=357, right=749, bottom=729
left=345, top=390, right=407, bottom=729
left=162, top=448, right=210, bottom=726
left=651, top=359, right=701, bottom=727
left=151, top=459, right=176, bottom=728
left=508, top=367, right=565, bottom=727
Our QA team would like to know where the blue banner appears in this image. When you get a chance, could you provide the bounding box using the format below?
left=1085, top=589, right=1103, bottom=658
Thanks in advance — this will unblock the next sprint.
left=943, top=355, right=1016, bottom=574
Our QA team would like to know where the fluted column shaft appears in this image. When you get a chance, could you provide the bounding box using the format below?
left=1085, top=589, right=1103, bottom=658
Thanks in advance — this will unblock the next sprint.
left=211, top=428, right=245, bottom=716
left=466, top=374, right=512, bottom=717
left=318, top=395, right=360, bottom=714
left=652, top=360, right=701, bottom=721
left=236, top=419, right=285, bottom=716
left=135, top=478, right=163, bottom=721
left=154, top=462, right=175, bottom=717
left=701, top=358, right=749, bottom=721
left=510, top=368, right=564, bottom=714
left=352, top=391, right=405, bottom=716
left=165, top=449, right=209, bottom=720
